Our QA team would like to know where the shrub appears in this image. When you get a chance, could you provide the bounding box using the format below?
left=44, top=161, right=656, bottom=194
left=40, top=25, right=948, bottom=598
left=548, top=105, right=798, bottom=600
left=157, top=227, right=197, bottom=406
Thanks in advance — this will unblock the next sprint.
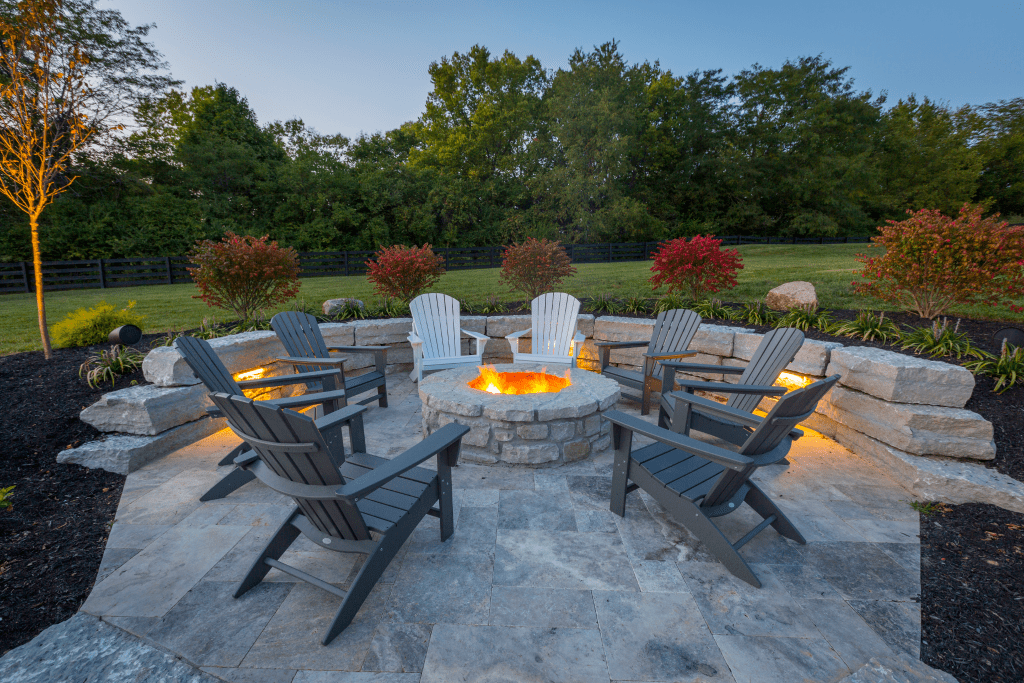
left=900, top=318, right=979, bottom=359
left=776, top=304, right=833, bottom=332
left=692, top=298, right=734, bottom=321
left=965, top=342, right=1024, bottom=394
left=853, top=204, right=1024, bottom=319
left=623, top=293, right=652, bottom=314
left=654, top=293, right=689, bottom=313
left=366, top=244, right=446, bottom=303
left=737, top=300, right=778, bottom=326
left=830, top=310, right=901, bottom=343
left=51, top=301, right=146, bottom=348
left=189, top=233, right=301, bottom=322
left=499, top=238, right=576, bottom=301
left=79, top=344, right=146, bottom=388
left=649, top=234, right=743, bottom=301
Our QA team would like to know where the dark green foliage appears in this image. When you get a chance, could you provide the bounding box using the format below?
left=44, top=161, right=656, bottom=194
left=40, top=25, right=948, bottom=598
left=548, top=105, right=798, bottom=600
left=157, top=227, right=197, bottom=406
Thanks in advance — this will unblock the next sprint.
left=79, top=344, right=145, bottom=388
left=585, top=293, right=623, bottom=314
left=777, top=305, right=833, bottom=332
left=691, top=298, right=734, bottom=320
left=965, top=342, right=1024, bottom=394
left=900, top=319, right=979, bottom=359
left=0, top=485, right=13, bottom=511
left=477, top=295, right=506, bottom=314
left=623, top=294, right=652, bottom=314
left=830, top=310, right=901, bottom=343
left=654, top=294, right=689, bottom=313
left=737, top=300, right=778, bottom=326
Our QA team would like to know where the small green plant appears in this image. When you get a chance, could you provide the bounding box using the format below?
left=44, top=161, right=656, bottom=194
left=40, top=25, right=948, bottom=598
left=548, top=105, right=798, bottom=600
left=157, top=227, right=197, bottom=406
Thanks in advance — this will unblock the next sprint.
left=226, top=314, right=273, bottom=334
left=328, top=301, right=368, bottom=321
left=150, top=326, right=185, bottom=348
left=909, top=500, right=946, bottom=516
left=654, top=293, right=689, bottom=313
left=478, top=295, right=507, bottom=315
left=965, top=341, right=1024, bottom=394
left=290, top=298, right=321, bottom=318
left=622, top=294, right=651, bottom=314
left=586, top=293, right=623, bottom=314
left=192, top=317, right=223, bottom=340
left=375, top=297, right=410, bottom=318
left=737, top=299, right=778, bottom=326
left=51, top=300, right=146, bottom=348
left=777, top=304, right=833, bottom=332
left=900, top=318, right=978, bottom=359
left=830, top=310, right=902, bottom=343
left=79, top=344, right=146, bottom=388
left=0, top=485, right=14, bottom=511
left=691, top=298, right=734, bottom=321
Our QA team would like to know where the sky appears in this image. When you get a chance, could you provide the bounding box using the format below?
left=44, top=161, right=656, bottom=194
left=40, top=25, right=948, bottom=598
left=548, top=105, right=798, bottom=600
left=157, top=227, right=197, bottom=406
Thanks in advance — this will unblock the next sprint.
left=108, top=0, right=1022, bottom=140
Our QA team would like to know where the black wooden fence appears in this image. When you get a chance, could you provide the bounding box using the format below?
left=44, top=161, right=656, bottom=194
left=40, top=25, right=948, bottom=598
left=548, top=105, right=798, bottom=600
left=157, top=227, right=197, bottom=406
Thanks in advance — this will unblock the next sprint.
left=0, top=235, right=871, bottom=295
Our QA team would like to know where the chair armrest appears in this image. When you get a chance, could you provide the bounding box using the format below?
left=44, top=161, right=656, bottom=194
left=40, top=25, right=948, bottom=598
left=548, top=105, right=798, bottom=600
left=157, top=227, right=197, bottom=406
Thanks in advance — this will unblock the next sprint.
left=237, top=368, right=341, bottom=389
left=327, top=345, right=388, bottom=355
left=666, top=391, right=762, bottom=429
left=505, top=328, right=531, bottom=340
left=314, top=403, right=367, bottom=431
left=408, top=332, right=423, bottom=345
left=604, top=410, right=752, bottom=471
left=463, top=329, right=489, bottom=341
left=265, top=389, right=348, bottom=411
left=337, top=423, right=470, bottom=499
left=674, top=379, right=787, bottom=396
left=643, top=350, right=698, bottom=361
left=278, top=356, right=347, bottom=366
left=593, top=340, right=649, bottom=348
left=658, top=361, right=745, bottom=374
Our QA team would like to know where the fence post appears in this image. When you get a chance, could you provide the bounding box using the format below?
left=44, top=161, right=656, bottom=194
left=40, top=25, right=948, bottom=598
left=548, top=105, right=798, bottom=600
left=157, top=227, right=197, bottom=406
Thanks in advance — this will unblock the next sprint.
left=607, top=243, right=612, bottom=262
left=820, top=237, right=824, bottom=245
left=165, top=256, right=173, bottom=284
left=20, top=261, right=30, bottom=292
left=343, top=250, right=349, bottom=277
left=97, top=259, right=106, bottom=289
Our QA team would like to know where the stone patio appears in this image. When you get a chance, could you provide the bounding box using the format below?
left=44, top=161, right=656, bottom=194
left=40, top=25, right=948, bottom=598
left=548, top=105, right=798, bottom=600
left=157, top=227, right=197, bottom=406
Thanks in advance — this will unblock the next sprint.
left=76, top=374, right=925, bottom=682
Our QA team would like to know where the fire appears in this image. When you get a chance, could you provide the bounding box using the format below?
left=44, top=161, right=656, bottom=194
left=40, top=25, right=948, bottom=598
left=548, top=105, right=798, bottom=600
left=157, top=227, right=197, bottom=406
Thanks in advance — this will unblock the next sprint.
left=776, top=371, right=812, bottom=391
left=469, top=365, right=571, bottom=395
left=234, top=367, right=266, bottom=382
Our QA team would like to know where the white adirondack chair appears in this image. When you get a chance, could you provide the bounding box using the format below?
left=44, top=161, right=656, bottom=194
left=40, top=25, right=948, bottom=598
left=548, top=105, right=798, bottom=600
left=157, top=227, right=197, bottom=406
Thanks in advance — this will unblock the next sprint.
left=506, top=292, right=585, bottom=367
left=408, top=293, right=489, bottom=381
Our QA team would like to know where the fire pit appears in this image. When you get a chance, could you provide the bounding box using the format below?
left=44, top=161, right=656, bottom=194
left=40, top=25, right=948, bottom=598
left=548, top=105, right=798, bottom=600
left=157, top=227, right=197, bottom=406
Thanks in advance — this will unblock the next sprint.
left=419, top=363, right=620, bottom=466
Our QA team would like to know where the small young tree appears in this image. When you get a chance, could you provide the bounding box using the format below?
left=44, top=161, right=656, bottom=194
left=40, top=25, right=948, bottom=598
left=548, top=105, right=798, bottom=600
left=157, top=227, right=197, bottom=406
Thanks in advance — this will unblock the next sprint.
left=649, top=234, right=743, bottom=300
left=366, top=243, right=445, bottom=302
left=854, top=204, right=1024, bottom=319
left=499, top=237, right=576, bottom=300
left=188, top=233, right=301, bottom=321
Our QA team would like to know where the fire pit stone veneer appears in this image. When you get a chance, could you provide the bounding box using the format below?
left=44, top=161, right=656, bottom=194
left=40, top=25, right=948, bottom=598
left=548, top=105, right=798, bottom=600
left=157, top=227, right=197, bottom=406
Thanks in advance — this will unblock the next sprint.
left=419, top=363, right=620, bottom=466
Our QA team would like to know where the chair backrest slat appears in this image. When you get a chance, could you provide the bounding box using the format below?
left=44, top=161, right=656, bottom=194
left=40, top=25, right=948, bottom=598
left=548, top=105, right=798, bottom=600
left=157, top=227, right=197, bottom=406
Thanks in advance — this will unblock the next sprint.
left=729, top=327, right=805, bottom=413
left=272, top=312, right=335, bottom=375
left=702, top=375, right=839, bottom=507
left=648, top=309, right=702, bottom=357
left=411, top=293, right=462, bottom=360
left=210, top=392, right=371, bottom=541
left=531, top=293, right=580, bottom=358
left=175, top=336, right=241, bottom=394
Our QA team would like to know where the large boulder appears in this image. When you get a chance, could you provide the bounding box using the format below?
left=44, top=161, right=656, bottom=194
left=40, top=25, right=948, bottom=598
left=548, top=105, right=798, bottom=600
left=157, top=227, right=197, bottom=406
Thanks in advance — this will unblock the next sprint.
left=766, top=281, right=818, bottom=311
left=826, top=346, right=975, bottom=408
left=322, top=298, right=364, bottom=316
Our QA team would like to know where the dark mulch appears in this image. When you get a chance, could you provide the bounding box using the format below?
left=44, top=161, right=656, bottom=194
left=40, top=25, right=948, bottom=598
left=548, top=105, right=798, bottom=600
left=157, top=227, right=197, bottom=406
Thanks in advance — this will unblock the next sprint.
left=1, top=312, right=1023, bottom=680
left=0, top=339, right=155, bottom=655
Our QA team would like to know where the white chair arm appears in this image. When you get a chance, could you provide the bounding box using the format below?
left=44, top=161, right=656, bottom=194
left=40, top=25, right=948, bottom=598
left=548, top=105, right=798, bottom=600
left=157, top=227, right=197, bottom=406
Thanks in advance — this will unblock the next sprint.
left=462, top=329, right=489, bottom=340
left=505, top=328, right=531, bottom=355
left=463, top=329, right=489, bottom=356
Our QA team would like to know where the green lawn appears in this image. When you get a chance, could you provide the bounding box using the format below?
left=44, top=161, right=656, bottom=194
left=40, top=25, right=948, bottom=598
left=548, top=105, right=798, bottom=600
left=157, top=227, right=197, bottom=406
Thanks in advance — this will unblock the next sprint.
left=3, top=244, right=1021, bottom=355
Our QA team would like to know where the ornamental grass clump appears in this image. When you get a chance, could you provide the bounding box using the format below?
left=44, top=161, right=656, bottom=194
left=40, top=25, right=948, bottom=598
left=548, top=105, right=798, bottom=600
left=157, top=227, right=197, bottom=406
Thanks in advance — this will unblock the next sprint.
left=499, top=238, right=576, bottom=301
left=737, top=300, right=778, bottom=326
left=79, top=344, right=146, bottom=388
left=853, top=204, right=1024, bottom=319
left=366, top=244, right=446, bottom=303
left=51, top=300, right=146, bottom=348
left=965, top=341, right=1024, bottom=394
left=189, top=233, right=301, bottom=322
left=692, top=298, right=734, bottom=321
left=830, top=310, right=902, bottom=343
left=901, top=318, right=979, bottom=359
left=777, top=304, right=833, bottom=332
left=649, top=234, right=743, bottom=301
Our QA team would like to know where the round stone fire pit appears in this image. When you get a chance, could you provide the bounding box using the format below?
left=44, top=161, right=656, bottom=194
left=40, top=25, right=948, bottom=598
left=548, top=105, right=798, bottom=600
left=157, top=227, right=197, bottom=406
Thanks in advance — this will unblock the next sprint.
left=419, top=363, right=620, bottom=466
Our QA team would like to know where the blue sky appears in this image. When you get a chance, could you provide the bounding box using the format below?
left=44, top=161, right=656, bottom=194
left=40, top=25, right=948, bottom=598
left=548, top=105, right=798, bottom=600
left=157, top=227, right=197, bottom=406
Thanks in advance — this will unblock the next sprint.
left=109, top=0, right=1022, bottom=139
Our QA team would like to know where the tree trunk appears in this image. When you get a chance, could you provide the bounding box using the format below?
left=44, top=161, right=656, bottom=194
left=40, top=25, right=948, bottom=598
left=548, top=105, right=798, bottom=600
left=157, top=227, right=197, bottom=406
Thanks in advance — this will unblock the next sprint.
left=30, top=214, right=52, bottom=360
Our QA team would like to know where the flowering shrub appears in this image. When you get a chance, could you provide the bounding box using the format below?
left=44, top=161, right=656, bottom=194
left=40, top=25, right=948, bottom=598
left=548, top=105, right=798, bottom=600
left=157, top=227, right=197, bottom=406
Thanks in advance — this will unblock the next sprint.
left=366, top=244, right=445, bottom=302
left=649, top=234, right=743, bottom=300
left=854, top=204, right=1024, bottom=319
left=499, top=238, right=576, bottom=300
left=188, top=233, right=301, bottom=321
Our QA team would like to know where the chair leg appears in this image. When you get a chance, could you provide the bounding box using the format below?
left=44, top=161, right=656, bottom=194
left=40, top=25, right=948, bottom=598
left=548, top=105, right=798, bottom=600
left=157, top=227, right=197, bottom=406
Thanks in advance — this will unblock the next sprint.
left=376, top=382, right=388, bottom=408
left=664, top=494, right=762, bottom=588
left=199, top=467, right=256, bottom=502
left=235, top=509, right=302, bottom=598
left=609, top=425, right=633, bottom=518
left=322, top=535, right=394, bottom=645
left=744, top=483, right=806, bottom=545
left=217, top=443, right=246, bottom=467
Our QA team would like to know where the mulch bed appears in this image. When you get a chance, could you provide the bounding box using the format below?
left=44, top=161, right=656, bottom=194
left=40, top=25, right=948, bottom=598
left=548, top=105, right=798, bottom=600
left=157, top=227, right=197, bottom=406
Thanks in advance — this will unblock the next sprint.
left=0, top=312, right=1022, bottom=682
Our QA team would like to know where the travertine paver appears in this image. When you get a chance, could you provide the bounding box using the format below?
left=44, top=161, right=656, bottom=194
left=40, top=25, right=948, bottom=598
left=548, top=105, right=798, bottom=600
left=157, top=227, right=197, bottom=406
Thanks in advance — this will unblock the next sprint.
left=72, top=372, right=928, bottom=681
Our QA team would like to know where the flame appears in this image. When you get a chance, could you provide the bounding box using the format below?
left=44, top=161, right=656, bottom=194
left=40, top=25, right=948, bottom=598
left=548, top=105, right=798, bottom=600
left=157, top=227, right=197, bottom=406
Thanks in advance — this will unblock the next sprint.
left=234, top=367, right=266, bottom=381
left=469, top=365, right=571, bottom=395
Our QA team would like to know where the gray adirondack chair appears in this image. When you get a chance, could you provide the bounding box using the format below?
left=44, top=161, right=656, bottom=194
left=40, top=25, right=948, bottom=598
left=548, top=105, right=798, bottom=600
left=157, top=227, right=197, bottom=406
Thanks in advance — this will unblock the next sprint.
left=594, top=309, right=702, bottom=415
left=271, top=311, right=389, bottom=408
left=175, top=335, right=349, bottom=502
left=208, top=391, right=469, bottom=645
left=657, top=327, right=805, bottom=443
left=408, top=293, right=489, bottom=381
left=605, top=374, right=840, bottom=587
left=506, top=292, right=584, bottom=366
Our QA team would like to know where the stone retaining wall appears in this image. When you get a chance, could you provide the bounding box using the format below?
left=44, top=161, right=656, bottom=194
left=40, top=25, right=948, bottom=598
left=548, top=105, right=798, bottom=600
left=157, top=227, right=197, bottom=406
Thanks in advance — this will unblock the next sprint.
left=65, top=314, right=1024, bottom=512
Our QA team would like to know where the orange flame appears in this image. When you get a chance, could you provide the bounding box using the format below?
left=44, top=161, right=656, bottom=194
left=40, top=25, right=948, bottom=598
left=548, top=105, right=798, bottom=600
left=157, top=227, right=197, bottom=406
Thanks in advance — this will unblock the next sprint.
left=469, top=365, right=571, bottom=395
left=234, top=367, right=266, bottom=381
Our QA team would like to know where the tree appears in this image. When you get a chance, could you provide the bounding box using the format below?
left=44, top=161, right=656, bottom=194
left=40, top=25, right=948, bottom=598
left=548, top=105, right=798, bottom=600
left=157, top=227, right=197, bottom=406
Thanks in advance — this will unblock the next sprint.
left=973, top=98, right=1024, bottom=218
left=0, top=0, right=96, bottom=358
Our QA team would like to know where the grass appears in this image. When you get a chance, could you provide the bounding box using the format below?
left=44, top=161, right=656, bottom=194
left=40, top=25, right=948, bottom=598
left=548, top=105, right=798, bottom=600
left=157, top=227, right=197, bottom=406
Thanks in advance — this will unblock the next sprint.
left=3, top=244, right=1022, bottom=355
